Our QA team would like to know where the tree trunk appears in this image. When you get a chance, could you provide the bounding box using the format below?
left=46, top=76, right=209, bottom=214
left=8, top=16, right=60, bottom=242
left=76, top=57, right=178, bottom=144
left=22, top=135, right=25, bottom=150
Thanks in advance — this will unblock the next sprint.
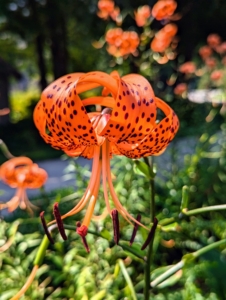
left=46, top=0, right=68, bottom=79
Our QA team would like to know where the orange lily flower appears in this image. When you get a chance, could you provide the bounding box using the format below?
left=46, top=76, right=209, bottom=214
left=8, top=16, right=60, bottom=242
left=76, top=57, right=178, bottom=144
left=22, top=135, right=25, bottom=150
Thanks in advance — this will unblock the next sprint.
left=105, top=29, right=140, bottom=57
left=34, top=71, right=179, bottom=238
left=199, top=45, right=212, bottom=60
left=174, top=83, right=187, bottom=96
left=179, top=61, right=196, bottom=74
left=152, top=0, right=177, bottom=21
left=97, top=0, right=120, bottom=21
left=207, top=33, right=221, bottom=48
left=134, top=5, right=152, bottom=27
left=210, top=70, right=223, bottom=81
left=151, top=23, right=177, bottom=53
left=0, top=157, right=48, bottom=213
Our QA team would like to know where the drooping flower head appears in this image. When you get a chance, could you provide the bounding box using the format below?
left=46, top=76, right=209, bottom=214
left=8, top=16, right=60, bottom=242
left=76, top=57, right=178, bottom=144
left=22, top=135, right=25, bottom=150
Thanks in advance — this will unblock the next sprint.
left=0, top=157, right=48, bottom=213
left=34, top=71, right=179, bottom=241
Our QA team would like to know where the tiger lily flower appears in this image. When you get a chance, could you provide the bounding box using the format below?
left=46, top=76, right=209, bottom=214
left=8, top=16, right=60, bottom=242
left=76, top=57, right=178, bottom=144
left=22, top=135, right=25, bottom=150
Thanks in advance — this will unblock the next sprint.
left=34, top=71, right=179, bottom=240
left=0, top=157, right=48, bottom=214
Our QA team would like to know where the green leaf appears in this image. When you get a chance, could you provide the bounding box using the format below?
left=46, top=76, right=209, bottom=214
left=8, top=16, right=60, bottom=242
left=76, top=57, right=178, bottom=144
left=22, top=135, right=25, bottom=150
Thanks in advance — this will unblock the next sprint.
left=133, top=160, right=156, bottom=179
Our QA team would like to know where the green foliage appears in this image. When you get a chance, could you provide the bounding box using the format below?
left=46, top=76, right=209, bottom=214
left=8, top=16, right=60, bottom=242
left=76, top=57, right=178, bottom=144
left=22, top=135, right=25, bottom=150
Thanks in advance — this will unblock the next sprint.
left=1, top=117, right=226, bottom=299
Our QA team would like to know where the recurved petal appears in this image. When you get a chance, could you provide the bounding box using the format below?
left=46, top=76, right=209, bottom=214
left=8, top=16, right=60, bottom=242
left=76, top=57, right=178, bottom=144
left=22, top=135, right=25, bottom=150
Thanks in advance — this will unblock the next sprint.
left=0, top=157, right=33, bottom=187
left=34, top=73, right=101, bottom=154
left=113, top=97, right=179, bottom=158
left=99, top=74, right=157, bottom=144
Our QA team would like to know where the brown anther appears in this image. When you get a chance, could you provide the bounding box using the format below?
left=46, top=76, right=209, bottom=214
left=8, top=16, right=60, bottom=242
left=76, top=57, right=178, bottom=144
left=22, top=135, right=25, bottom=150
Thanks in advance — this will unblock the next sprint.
left=141, top=217, right=158, bottom=250
left=112, top=209, right=120, bottom=245
left=53, top=203, right=67, bottom=240
left=40, top=211, right=54, bottom=244
left=129, top=214, right=141, bottom=246
left=76, top=221, right=90, bottom=253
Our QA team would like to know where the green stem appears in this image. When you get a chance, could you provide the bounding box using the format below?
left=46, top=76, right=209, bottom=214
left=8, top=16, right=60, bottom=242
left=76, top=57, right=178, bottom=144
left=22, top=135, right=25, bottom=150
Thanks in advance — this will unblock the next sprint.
left=159, top=204, right=226, bottom=228
left=144, top=157, right=155, bottom=300
left=151, top=260, right=185, bottom=288
left=88, top=229, right=145, bottom=260
left=184, top=204, right=226, bottom=216
left=193, top=238, right=226, bottom=258
left=0, top=139, right=14, bottom=159
left=151, top=238, right=226, bottom=287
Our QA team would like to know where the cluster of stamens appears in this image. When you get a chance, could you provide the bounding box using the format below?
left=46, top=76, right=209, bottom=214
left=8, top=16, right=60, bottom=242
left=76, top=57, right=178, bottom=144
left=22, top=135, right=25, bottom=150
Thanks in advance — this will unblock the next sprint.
left=40, top=204, right=158, bottom=253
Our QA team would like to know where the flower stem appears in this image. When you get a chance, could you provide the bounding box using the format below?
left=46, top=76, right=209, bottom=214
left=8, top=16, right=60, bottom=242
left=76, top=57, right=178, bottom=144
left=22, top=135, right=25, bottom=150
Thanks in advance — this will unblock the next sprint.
left=144, top=157, right=155, bottom=300
left=184, top=204, right=226, bottom=216
left=151, top=238, right=226, bottom=288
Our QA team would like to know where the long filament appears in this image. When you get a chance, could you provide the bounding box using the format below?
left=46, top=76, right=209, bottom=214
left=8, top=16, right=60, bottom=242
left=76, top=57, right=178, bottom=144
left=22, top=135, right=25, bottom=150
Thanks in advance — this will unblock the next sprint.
left=81, top=159, right=101, bottom=228
left=10, top=265, right=39, bottom=300
left=47, top=146, right=101, bottom=225
left=101, top=140, right=112, bottom=216
left=105, top=141, right=149, bottom=230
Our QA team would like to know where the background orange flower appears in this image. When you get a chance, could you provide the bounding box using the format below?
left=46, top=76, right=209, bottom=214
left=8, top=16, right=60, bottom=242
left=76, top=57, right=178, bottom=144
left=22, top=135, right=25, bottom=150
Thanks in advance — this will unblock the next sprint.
left=152, top=0, right=177, bottom=20
left=135, top=5, right=151, bottom=27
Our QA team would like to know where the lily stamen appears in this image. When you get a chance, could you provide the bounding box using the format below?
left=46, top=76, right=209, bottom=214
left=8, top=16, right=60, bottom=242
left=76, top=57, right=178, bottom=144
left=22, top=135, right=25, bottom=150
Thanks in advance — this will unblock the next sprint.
left=112, top=209, right=120, bottom=244
left=130, top=214, right=141, bottom=246
left=76, top=221, right=90, bottom=253
left=53, top=203, right=67, bottom=240
left=40, top=211, right=54, bottom=244
left=141, top=217, right=158, bottom=250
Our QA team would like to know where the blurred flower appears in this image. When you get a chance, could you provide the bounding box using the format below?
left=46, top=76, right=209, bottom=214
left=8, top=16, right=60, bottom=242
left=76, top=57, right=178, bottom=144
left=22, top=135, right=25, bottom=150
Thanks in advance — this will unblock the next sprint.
left=179, top=61, right=196, bottom=74
left=199, top=45, right=213, bottom=60
left=97, top=0, right=120, bottom=21
left=210, top=70, right=223, bottom=81
left=34, top=71, right=179, bottom=239
left=0, top=108, right=10, bottom=116
left=174, top=83, right=187, bottom=95
left=0, top=157, right=47, bottom=213
left=205, top=57, right=217, bottom=68
left=105, top=29, right=140, bottom=57
left=216, top=42, right=226, bottom=54
left=134, top=5, right=151, bottom=27
left=207, top=33, right=221, bottom=48
left=152, top=0, right=177, bottom=21
left=151, top=23, right=178, bottom=53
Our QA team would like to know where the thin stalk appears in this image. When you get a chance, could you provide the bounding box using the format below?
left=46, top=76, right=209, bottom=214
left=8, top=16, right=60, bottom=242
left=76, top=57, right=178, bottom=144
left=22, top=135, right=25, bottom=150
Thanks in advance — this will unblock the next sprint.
left=151, top=238, right=226, bottom=288
left=184, top=204, right=226, bottom=216
left=144, top=157, right=155, bottom=300
left=118, top=259, right=137, bottom=300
